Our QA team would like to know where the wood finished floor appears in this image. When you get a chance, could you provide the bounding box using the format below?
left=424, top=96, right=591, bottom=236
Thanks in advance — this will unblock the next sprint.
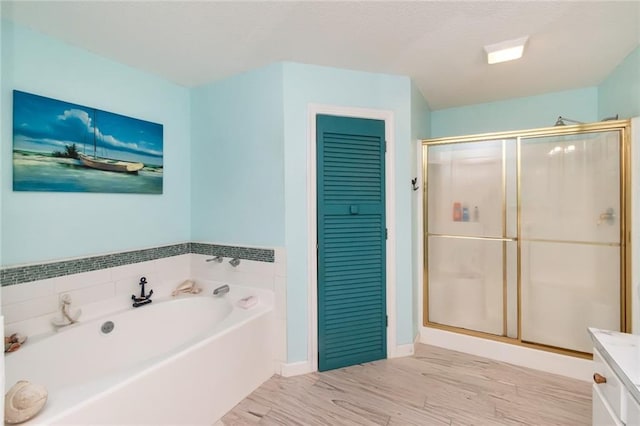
left=218, top=344, right=591, bottom=426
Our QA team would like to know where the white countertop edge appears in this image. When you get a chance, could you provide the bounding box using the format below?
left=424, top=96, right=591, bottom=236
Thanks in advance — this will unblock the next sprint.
left=589, top=327, right=640, bottom=406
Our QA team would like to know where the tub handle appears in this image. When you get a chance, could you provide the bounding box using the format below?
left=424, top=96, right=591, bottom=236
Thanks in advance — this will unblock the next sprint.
left=213, top=285, right=230, bottom=296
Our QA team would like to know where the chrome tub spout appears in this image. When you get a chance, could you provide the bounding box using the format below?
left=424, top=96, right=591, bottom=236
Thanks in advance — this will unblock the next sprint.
left=213, top=284, right=230, bottom=297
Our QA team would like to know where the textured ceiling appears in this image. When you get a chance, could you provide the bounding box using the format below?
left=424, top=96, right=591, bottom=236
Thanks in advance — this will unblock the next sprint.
left=3, top=1, right=639, bottom=110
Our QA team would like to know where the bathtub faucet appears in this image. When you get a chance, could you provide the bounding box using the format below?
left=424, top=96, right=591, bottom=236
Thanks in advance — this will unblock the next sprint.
left=213, top=284, right=230, bottom=297
left=132, top=276, right=153, bottom=307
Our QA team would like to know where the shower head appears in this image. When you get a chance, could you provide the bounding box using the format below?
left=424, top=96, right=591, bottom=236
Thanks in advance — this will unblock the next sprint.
left=555, top=114, right=620, bottom=126
left=554, top=116, right=584, bottom=126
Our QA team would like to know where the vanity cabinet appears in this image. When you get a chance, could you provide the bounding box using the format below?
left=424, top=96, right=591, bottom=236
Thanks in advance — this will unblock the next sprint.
left=592, top=348, right=625, bottom=425
left=590, top=328, right=640, bottom=425
left=628, top=394, right=640, bottom=425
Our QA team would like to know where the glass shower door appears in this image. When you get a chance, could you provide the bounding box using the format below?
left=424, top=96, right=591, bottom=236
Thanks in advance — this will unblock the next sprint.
left=519, top=131, right=622, bottom=353
left=426, top=140, right=517, bottom=336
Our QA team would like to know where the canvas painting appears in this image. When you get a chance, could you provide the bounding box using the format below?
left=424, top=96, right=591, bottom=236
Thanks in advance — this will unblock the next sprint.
left=13, top=90, right=163, bottom=194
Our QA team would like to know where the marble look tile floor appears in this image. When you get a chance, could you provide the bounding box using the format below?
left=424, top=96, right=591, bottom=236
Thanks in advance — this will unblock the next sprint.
left=218, top=344, right=591, bottom=425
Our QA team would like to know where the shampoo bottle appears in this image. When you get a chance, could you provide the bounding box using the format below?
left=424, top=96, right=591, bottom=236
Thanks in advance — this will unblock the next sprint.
left=453, top=202, right=461, bottom=221
left=462, top=207, right=469, bottom=222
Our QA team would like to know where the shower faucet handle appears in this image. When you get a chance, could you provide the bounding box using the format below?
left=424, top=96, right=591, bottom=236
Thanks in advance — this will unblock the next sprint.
left=597, top=208, right=615, bottom=225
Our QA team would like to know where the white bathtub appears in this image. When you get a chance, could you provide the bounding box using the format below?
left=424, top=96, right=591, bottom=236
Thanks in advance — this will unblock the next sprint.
left=5, top=284, right=274, bottom=425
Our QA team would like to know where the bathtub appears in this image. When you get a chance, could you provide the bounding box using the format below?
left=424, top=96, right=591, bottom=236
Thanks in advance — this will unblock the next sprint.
left=4, top=284, right=274, bottom=425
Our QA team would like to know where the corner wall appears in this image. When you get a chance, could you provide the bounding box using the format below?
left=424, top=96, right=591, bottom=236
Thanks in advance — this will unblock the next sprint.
left=190, top=64, right=285, bottom=247
left=598, top=46, right=640, bottom=120
left=1, top=20, right=191, bottom=266
left=0, top=11, right=5, bottom=421
left=410, top=82, right=430, bottom=340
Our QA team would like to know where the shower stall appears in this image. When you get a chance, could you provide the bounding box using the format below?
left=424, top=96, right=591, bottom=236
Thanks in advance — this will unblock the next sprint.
left=422, top=120, right=631, bottom=355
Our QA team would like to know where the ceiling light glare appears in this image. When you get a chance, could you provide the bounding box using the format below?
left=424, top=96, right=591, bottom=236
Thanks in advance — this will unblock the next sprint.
left=484, top=36, right=529, bottom=65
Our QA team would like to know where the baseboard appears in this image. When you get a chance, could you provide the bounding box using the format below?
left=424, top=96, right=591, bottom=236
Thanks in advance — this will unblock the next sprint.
left=280, top=360, right=313, bottom=377
left=419, top=327, right=593, bottom=382
left=391, top=342, right=415, bottom=358
left=281, top=344, right=415, bottom=374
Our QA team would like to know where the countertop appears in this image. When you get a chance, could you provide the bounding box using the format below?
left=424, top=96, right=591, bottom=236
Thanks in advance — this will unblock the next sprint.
left=589, top=327, right=640, bottom=406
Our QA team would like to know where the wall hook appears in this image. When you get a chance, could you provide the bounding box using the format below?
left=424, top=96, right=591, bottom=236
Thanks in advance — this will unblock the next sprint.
left=411, top=178, right=419, bottom=191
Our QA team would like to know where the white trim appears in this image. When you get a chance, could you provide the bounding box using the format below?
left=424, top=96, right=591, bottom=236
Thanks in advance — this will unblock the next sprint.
left=280, top=361, right=314, bottom=378
left=392, top=343, right=415, bottom=358
left=307, top=104, right=397, bottom=372
left=419, top=327, right=593, bottom=382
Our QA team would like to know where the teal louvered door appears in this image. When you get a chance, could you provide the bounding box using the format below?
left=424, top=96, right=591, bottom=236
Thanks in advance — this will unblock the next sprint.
left=317, top=114, right=386, bottom=372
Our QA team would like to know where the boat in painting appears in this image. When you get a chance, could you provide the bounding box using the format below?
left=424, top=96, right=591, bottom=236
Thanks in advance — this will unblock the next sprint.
left=78, top=153, right=144, bottom=173
left=79, top=109, right=145, bottom=174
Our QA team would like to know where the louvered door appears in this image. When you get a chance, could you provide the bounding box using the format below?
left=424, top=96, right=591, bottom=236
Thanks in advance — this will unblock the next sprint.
left=317, top=114, right=386, bottom=372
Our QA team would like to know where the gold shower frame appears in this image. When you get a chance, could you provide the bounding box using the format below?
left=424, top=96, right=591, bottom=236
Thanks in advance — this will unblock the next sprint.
left=421, top=120, right=631, bottom=359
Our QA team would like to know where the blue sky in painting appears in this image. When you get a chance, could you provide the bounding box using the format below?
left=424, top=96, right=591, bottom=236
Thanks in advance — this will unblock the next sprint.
left=13, top=91, right=163, bottom=166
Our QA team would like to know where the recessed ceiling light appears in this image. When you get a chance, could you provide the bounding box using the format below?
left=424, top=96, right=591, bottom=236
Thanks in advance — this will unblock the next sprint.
left=484, top=36, right=529, bottom=65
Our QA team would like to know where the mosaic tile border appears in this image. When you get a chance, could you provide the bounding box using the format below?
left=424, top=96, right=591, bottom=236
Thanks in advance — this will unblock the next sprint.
left=190, top=243, right=274, bottom=263
left=0, top=242, right=275, bottom=286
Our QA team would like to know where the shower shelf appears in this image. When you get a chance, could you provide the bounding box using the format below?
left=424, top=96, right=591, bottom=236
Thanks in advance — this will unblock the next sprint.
left=434, top=221, right=484, bottom=236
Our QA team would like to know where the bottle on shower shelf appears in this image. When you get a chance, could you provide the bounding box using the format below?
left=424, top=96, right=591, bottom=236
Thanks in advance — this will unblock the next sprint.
left=453, top=202, right=462, bottom=221
left=473, top=206, right=479, bottom=222
left=462, top=206, right=469, bottom=222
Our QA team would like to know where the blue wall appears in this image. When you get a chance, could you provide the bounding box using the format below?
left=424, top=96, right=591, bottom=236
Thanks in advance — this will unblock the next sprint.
left=190, top=64, right=285, bottom=246
left=0, top=17, right=5, bottom=273
left=599, top=46, right=640, bottom=120
left=431, top=87, right=599, bottom=138
left=282, top=62, right=416, bottom=362
left=1, top=21, right=192, bottom=266
left=429, top=45, right=640, bottom=139
left=4, top=16, right=637, bottom=367
left=1, top=21, right=424, bottom=365
left=410, top=82, right=430, bottom=340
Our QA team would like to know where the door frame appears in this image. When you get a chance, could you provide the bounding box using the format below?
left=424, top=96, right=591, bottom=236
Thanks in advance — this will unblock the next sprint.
left=307, top=104, right=397, bottom=372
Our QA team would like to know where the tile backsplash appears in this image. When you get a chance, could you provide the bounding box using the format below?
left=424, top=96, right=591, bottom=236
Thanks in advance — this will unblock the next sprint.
left=1, top=242, right=274, bottom=287
left=0, top=243, right=190, bottom=287
left=190, top=242, right=274, bottom=263
left=1, top=243, right=286, bottom=355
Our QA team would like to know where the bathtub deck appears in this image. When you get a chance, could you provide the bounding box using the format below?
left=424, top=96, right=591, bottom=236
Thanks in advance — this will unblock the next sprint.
left=218, top=344, right=591, bottom=425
